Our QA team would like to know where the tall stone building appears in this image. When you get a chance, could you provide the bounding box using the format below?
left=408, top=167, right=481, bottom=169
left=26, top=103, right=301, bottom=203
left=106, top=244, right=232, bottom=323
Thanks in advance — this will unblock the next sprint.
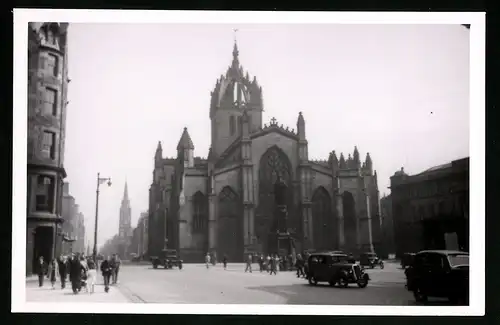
left=60, top=182, right=86, bottom=254
left=118, top=182, right=132, bottom=257
left=379, top=194, right=396, bottom=258
left=390, top=157, right=469, bottom=257
left=26, top=22, right=70, bottom=274
left=148, top=42, right=381, bottom=262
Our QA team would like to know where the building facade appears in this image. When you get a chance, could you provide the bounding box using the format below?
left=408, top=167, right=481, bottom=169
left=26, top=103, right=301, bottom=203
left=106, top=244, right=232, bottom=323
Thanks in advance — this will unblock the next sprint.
left=379, top=194, right=396, bottom=258
left=148, top=43, right=381, bottom=262
left=60, top=182, right=86, bottom=255
left=390, top=157, right=469, bottom=258
left=27, top=22, right=70, bottom=274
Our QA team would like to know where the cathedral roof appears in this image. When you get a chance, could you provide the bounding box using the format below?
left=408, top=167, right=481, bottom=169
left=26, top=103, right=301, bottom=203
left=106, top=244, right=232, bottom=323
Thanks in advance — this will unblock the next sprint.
left=177, top=127, right=194, bottom=150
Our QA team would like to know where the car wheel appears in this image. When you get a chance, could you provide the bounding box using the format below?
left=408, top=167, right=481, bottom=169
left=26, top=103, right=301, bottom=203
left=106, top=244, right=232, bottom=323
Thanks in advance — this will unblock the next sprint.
left=308, top=276, right=318, bottom=285
left=357, top=278, right=368, bottom=288
left=413, top=287, right=428, bottom=303
left=338, top=277, right=349, bottom=288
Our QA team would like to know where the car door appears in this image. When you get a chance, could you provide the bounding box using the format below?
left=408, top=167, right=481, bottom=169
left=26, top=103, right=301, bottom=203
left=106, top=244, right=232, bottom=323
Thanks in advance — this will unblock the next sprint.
left=425, top=253, right=446, bottom=297
left=314, top=256, right=324, bottom=281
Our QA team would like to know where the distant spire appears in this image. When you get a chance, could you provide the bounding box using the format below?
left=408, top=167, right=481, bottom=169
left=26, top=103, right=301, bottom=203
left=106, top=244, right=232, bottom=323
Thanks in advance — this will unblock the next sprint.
left=232, top=32, right=239, bottom=68
left=123, top=181, right=129, bottom=201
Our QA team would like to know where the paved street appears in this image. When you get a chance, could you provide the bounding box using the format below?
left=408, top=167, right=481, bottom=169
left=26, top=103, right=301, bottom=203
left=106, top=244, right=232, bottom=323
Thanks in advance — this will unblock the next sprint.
left=25, top=277, right=130, bottom=303
left=115, top=261, right=419, bottom=305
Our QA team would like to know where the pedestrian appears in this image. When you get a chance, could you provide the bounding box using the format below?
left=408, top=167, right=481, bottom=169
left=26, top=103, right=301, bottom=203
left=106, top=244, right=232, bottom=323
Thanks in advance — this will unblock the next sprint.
left=113, top=254, right=121, bottom=284
left=36, top=256, right=46, bottom=287
left=205, top=253, right=211, bottom=269
left=100, top=256, right=112, bottom=293
left=222, top=254, right=227, bottom=270
left=266, top=255, right=271, bottom=273
left=109, top=254, right=117, bottom=284
left=47, top=258, right=58, bottom=289
left=58, top=255, right=67, bottom=289
left=68, top=254, right=84, bottom=294
left=295, top=254, right=305, bottom=278
left=258, top=255, right=264, bottom=272
left=86, top=259, right=97, bottom=294
left=269, top=255, right=277, bottom=275
left=244, top=254, right=253, bottom=273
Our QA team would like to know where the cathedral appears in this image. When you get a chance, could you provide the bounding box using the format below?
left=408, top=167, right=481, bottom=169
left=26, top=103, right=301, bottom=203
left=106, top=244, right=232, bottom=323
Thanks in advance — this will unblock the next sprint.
left=148, top=42, right=381, bottom=262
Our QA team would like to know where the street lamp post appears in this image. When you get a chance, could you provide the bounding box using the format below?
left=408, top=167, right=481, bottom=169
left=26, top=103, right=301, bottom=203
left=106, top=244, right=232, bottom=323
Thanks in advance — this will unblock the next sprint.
left=93, top=172, right=112, bottom=263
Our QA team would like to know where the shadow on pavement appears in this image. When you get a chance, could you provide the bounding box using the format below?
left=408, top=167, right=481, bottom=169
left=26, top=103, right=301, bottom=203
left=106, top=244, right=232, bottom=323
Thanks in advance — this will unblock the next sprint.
left=246, top=283, right=374, bottom=305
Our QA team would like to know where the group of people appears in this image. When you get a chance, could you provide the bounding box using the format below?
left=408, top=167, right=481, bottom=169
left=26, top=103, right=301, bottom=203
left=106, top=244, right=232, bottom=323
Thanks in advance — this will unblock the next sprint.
left=34, top=253, right=122, bottom=294
left=202, top=251, right=311, bottom=277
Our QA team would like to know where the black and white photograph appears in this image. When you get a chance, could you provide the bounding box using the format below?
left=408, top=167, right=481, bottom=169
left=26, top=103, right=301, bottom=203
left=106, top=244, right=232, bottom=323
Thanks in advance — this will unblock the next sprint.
left=12, top=10, right=484, bottom=316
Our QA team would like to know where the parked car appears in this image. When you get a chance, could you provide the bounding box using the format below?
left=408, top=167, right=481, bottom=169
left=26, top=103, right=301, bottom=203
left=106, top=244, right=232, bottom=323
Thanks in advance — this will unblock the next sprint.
left=405, top=250, right=469, bottom=304
left=151, top=249, right=183, bottom=270
left=306, top=252, right=370, bottom=288
left=400, top=253, right=416, bottom=269
left=360, top=252, right=384, bottom=269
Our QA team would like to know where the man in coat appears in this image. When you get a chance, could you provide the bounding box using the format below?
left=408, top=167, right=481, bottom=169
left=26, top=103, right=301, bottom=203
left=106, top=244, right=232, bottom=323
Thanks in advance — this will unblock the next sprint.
left=68, top=254, right=84, bottom=294
left=58, top=255, right=68, bottom=289
left=100, top=256, right=113, bottom=293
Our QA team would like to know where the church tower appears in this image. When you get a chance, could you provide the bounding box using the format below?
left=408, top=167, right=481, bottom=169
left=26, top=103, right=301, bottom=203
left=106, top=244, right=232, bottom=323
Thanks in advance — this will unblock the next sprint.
left=119, top=181, right=132, bottom=239
left=209, top=41, right=264, bottom=158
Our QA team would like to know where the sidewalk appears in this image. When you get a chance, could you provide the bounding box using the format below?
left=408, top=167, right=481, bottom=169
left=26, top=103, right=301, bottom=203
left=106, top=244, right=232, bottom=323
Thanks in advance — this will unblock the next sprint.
left=26, top=278, right=131, bottom=303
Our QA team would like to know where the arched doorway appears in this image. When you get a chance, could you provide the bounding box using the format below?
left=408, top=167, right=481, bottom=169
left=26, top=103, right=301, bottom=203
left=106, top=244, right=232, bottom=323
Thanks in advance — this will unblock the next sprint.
left=217, top=186, right=242, bottom=262
left=192, top=191, right=208, bottom=258
left=342, top=191, right=357, bottom=254
left=312, top=187, right=333, bottom=250
left=256, top=146, right=293, bottom=255
left=32, top=226, right=54, bottom=273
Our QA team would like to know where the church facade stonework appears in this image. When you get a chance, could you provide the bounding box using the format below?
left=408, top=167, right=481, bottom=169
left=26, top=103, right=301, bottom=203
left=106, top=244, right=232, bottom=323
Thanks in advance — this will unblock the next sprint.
left=148, top=43, right=381, bottom=262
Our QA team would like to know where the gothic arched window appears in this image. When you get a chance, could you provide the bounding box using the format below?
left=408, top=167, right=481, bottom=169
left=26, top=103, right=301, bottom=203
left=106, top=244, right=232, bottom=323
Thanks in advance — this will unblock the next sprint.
left=192, top=191, right=207, bottom=233
left=256, top=146, right=293, bottom=250
left=312, top=187, right=333, bottom=250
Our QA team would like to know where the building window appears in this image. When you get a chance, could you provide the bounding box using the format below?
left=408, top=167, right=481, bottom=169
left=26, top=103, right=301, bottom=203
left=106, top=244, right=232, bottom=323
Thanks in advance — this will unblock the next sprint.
left=229, top=115, right=236, bottom=135
left=35, top=175, right=55, bottom=212
left=44, top=87, right=58, bottom=116
left=42, top=131, right=56, bottom=159
left=47, top=53, right=59, bottom=76
left=192, top=191, right=207, bottom=233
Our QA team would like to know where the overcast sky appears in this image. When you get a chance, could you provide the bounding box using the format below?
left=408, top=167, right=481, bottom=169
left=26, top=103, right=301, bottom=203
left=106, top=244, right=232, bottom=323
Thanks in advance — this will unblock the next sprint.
left=63, top=23, right=469, bottom=249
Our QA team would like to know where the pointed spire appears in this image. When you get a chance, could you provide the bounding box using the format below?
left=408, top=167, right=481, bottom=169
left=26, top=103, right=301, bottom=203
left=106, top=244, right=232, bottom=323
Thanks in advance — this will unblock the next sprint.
left=297, top=112, right=305, bottom=139
left=328, top=150, right=338, bottom=167
left=177, top=127, right=194, bottom=150
left=353, top=146, right=360, bottom=162
left=207, top=147, right=214, bottom=161
left=339, top=153, right=346, bottom=169
left=123, top=181, right=129, bottom=202
left=365, top=152, right=373, bottom=169
left=232, top=41, right=239, bottom=68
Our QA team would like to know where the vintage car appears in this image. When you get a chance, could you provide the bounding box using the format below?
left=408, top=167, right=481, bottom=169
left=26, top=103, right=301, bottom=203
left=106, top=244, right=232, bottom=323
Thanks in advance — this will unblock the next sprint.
left=306, top=252, right=370, bottom=288
left=400, top=252, right=416, bottom=269
left=360, top=252, right=384, bottom=269
left=405, top=250, right=469, bottom=304
left=151, top=249, right=183, bottom=270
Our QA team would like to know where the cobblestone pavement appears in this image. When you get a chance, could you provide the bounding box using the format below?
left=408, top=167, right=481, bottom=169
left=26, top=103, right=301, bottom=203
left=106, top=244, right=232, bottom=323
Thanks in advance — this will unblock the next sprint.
left=115, top=261, right=426, bottom=305
left=25, top=277, right=130, bottom=303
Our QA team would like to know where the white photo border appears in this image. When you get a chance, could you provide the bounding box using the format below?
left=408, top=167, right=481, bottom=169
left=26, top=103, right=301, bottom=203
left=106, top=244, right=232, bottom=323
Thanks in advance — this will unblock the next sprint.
left=12, top=9, right=485, bottom=316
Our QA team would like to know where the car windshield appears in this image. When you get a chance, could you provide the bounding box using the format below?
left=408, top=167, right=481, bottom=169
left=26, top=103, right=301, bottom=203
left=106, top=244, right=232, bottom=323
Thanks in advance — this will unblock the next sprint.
left=448, top=254, right=469, bottom=267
